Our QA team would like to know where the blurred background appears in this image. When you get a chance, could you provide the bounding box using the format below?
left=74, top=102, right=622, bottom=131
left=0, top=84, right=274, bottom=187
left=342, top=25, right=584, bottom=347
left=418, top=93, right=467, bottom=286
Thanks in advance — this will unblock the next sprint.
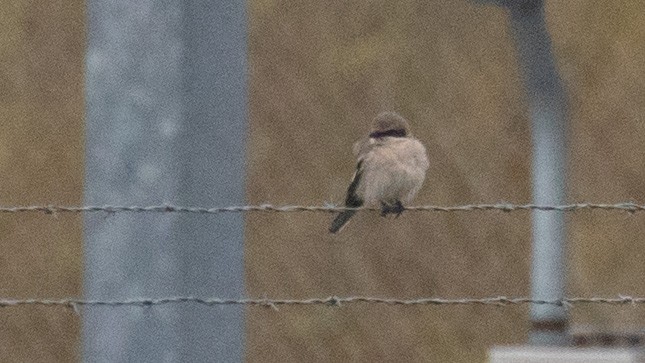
left=1, top=0, right=645, bottom=362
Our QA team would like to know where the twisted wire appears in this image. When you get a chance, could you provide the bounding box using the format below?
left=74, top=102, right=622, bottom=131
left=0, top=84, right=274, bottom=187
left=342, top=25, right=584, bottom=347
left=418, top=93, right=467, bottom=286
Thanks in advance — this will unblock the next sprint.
left=0, top=202, right=644, bottom=215
left=1, top=295, right=644, bottom=311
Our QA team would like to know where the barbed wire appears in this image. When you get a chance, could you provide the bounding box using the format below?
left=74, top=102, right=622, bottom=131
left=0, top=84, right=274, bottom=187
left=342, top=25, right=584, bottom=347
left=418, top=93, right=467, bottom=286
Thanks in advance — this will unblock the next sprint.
left=1, top=296, right=644, bottom=312
left=2, top=205, right=642, bottom=313
left=0, top=202, right=644, bottom=215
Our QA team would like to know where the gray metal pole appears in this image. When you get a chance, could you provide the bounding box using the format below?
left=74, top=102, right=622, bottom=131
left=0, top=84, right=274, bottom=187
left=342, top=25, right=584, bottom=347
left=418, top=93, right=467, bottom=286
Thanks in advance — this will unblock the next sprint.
left=475, top=0, right=569, bottom=345
left=83, top=1, right=247, bottom=361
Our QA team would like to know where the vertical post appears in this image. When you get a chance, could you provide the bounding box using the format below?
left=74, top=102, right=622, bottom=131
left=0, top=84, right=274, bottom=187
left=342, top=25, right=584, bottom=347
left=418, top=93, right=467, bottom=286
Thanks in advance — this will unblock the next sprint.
left=476, top=0, right=569, bottom=345
left=83, top=0, right=247, bottom=361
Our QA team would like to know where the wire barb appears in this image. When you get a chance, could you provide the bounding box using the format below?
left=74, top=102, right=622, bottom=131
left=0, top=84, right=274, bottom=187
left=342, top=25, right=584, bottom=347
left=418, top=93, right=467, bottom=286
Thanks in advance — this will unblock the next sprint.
left=1, top=296, right=644, bottom=309
left=0, top=203, right=644, bottom=215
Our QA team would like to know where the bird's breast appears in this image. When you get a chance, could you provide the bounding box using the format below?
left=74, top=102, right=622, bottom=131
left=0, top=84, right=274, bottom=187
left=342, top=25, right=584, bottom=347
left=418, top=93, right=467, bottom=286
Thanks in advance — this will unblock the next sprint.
left=357, top=138, right=428, bottom=205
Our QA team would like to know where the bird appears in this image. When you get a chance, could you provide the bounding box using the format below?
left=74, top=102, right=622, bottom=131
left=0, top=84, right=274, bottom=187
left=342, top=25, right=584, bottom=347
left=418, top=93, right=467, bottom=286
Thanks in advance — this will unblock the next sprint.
left=329, top=111, right=429, bottom=233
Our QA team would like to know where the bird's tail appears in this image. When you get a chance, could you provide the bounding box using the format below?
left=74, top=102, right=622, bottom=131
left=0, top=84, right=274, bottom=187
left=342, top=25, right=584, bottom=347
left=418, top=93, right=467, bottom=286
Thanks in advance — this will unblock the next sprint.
left=329, top=210, right=357, bottom=234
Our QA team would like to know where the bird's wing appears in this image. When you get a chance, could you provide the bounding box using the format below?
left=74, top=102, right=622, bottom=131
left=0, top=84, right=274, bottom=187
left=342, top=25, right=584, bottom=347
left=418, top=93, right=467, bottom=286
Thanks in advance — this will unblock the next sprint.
left=344, top=160, right=364, bottom=207
left=329, top=159, right=365, bottom=234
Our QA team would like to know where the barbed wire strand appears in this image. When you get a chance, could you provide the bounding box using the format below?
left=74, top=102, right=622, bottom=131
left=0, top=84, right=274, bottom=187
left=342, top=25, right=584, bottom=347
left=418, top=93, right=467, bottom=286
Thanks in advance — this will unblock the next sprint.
left=0, top=203, right=645, bottom=215
left=1, top=296, right=644, bottom=313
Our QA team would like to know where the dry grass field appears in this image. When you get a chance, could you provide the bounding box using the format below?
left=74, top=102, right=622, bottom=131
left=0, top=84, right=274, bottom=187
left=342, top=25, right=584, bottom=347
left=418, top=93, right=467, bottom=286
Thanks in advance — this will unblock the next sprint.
left=0, top=1, right=85, bottom=361
left=1, top=0, right=644, bottom=362
left=245, top=1, right=645, bottom=362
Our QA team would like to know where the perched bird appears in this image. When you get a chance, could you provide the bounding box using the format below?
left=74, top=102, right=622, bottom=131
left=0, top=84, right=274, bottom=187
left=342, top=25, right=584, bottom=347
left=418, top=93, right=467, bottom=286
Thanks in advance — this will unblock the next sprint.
left=329, top=112, right=429, bottom=233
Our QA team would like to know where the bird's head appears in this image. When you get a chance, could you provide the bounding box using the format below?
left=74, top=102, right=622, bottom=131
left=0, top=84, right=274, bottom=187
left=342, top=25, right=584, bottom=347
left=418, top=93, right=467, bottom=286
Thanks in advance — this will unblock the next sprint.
left=369, top=112, right=410, bottom=138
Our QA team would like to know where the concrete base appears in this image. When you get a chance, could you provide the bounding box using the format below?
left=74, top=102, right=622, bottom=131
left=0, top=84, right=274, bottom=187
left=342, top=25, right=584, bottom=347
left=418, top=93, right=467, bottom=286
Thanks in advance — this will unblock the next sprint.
left=489, top=346, right=645, bottom=363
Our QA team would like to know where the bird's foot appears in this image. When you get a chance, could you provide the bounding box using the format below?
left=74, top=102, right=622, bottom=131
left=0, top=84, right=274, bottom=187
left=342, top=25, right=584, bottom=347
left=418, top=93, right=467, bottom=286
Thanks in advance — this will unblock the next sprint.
left=380, top=202, right=391, bottom=217
left=393, top=200, right=404, bottom=218
left=380, top=201, right=405, bottom=218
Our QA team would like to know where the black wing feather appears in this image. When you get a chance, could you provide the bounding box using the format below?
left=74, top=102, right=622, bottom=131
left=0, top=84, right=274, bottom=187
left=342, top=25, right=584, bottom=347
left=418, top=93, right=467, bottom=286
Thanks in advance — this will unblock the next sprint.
left=329, top=161, right=364, bottom=233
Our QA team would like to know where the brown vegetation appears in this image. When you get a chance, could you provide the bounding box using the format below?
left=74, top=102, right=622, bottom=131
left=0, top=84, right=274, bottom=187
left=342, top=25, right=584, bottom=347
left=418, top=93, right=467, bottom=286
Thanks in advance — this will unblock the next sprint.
left=1, top=0, right=644, bottom=362
left=246, top=1, right=645, bottom=362
left=0, top=1, right=85, bottom=362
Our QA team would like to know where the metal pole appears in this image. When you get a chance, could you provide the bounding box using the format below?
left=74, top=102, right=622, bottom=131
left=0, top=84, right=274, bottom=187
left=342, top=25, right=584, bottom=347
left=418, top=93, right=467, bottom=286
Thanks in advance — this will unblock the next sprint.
left=475, top=0, right=569, bottom=345
left=83, top=0, right=247, bottom=361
